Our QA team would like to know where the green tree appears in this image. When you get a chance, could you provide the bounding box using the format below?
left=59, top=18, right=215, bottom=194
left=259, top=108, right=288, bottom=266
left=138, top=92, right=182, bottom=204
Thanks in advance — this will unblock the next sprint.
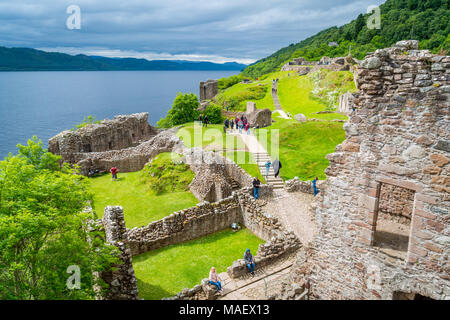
left=202, top=104, right=224, bottom=124
left=157, top=93, right=199, bottom=128
left=16, top=135, right=61, bottom=171
left=0, top=140, right=119, bottom=300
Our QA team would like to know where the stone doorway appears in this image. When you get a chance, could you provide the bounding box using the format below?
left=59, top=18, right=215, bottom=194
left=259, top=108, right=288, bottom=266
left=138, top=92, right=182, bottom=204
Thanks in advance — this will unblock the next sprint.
left=373, top=182, right=415, bottom=259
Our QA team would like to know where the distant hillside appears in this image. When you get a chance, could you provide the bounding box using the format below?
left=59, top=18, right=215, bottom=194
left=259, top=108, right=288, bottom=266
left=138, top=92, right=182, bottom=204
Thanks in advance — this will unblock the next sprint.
left=0, top=47, right=247, bottom=71
left=243, top=0, right=450, bottom=77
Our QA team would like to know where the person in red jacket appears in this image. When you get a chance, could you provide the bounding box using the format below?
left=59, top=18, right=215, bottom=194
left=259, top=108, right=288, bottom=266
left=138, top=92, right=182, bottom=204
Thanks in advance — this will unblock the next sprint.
left=110, top=166, right=118, bottom=181
left=245, top=122, right=250, bottom=135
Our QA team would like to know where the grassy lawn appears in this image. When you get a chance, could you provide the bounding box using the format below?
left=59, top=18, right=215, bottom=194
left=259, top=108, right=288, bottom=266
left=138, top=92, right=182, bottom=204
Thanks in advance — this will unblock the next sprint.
left=213, top=71, right=292, bottom=112
left=277, top=73, right=348, bottom=120
left=256, top=118, right=345, bottom=181
left=88, top=170, right=198, bottom=228
left=133, top=228, right=263, bottom=300
left=176, top=123, right=247, bottom=151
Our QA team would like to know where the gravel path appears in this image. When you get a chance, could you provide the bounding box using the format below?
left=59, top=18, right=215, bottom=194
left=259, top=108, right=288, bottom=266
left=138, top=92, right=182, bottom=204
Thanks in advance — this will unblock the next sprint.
left=264, top=189, right=317, bottom=246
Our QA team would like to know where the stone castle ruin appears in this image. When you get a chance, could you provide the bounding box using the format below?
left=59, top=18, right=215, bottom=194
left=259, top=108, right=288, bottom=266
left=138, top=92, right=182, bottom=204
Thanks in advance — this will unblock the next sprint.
left=199, top=79, right=219, bottom=101
left=49, top=40, right=448, bottom=300
left=285, top=40, right=449, bottom=300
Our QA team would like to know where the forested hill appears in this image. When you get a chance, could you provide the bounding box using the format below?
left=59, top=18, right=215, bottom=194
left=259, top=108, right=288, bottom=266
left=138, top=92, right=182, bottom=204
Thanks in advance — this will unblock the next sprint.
left=0, top=47, right=247, bottom=71
left=243, top=0, right=450, bottom=77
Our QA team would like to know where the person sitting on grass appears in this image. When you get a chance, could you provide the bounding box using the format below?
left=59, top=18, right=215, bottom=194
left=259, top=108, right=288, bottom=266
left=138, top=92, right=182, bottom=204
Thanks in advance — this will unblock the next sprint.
left=244, top=249, right=256, bottom=276
left=209, top=267, right=223, bottom=294
left=110, top=166, right=118, bottom=181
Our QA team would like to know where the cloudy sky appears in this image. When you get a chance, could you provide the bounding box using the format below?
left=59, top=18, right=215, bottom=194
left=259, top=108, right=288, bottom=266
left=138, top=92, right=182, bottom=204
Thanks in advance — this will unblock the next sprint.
left=0, top=0, right=385, bottom=64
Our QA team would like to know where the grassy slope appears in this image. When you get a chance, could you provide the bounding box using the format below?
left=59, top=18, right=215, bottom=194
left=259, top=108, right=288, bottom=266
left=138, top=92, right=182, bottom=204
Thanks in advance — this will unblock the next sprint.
left=133, top=228, right=263, bottom=300
left=256, top=119, right=345, bottom=181
left=277, top=72, right=349, bottom=120
left=88, top=170, right=198, bottom=229
left=176, top=123, right=264, bottom=183
left=214, top=71, right=292, bottom=112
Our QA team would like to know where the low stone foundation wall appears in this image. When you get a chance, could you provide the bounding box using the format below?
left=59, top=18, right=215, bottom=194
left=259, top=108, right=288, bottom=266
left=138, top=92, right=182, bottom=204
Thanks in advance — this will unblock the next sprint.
left=125, top=196, right=242, bottom=256
left=285, top=177, right=324, bottom=194
left=227, top=233, right=301, bottom=279
left=101, top=206, right=139, bottom=300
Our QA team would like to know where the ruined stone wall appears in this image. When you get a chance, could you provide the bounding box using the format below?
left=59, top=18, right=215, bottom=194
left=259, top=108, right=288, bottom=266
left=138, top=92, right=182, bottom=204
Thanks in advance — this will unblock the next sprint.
left=200, top=80, right=218, bottom=101
left=101, top=206, right=139, bottom=300
left=378, top=183, right=415, bottom=219
left=297, top=41, right=449, bottom=300
left=285, top=177, right=325, bottom=194
left=49, top=113, right=157, bottom=161
left=125, top=196, right=242, bottom=256
left=237, top=188, right=284, bottom=241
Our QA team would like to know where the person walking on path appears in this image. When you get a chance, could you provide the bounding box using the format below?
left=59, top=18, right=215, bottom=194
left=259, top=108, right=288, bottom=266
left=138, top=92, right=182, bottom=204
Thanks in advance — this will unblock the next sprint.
left=252, top=177, right=261, bottom=199
left=245, top=122, right=250, bottom=135
left=198, top=114, right=203, bottom=125
left=312, top=176, right=319, bottom=196
left=203, top=115, right=209, bottom=128
left=273, top=158, right=282, bottom=178
left=230, top=119, right=234, bottom=130
left=110, top=166, right=118, bottom=181
left=209, top=267, right=223, bottom=294
left=264, top=159, right=272, bottom=180
left=244, top=249, right=256, bottom=276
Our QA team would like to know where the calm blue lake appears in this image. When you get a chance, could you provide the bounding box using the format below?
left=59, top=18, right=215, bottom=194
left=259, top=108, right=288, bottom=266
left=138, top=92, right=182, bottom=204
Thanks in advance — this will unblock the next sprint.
left=0, top=70, right=237, bottom=159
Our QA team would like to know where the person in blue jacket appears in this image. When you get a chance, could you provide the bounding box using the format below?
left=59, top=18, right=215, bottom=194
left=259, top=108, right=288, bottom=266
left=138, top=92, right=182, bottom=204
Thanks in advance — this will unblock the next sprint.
left=312, top=176, right=319, bottom=196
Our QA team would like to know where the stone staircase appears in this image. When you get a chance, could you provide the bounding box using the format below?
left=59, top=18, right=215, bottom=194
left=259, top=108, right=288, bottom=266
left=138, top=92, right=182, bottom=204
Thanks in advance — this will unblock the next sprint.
left=230, top=179, right=241, bottom=191
left=254, top=152, right=284, bottom=189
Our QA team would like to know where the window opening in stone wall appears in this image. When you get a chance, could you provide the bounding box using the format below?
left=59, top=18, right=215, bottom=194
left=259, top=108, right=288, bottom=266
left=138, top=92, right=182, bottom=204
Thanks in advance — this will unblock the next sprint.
left=392, top=291, right=434, bottom=300
left=373, top=183, right=414, bottom=259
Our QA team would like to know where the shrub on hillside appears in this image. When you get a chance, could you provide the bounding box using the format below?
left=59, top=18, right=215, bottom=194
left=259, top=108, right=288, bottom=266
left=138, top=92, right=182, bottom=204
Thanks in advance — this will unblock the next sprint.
left=218, top=74, right=245, bottom=90
left=202, top=104, right=223, bottom=124
left=157, top=93, right=199, bottom=128
left=140, top=153, right=195, bottom=195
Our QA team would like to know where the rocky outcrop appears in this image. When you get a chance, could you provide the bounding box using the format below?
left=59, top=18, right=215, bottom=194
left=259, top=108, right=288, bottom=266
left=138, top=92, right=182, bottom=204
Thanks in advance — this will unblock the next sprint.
left=294, top=113, right=307, bottom=122
left=292, top=40, right=449, bottom=300
left=237, top=105, right=272, bottom=128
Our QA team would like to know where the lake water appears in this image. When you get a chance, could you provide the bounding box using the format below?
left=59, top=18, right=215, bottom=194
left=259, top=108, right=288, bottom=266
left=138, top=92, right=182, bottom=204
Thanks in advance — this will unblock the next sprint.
left=0, top=70, right=237, bottom=159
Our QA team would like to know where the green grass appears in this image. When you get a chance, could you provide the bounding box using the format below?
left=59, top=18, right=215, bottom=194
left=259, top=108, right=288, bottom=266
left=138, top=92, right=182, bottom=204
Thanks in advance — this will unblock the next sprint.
left=214, top=71, right=292, bottom=112
left=176, top=123, right=247, bottom=150
left=256, top=118, right=345, bottom=181
left=88, top=170, right=198, bottom=228
left=133, top=228, right=263, bottom=300
left=176, top=124, right=266, bottom=183
left=223, top=151, right=266, bottom=184
left=277, top=73, right=348, bottom=120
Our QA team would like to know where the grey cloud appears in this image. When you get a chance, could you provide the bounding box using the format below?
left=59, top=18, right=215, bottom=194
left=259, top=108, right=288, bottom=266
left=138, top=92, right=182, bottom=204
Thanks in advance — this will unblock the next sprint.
left=0, top=0, right=385, bottom=63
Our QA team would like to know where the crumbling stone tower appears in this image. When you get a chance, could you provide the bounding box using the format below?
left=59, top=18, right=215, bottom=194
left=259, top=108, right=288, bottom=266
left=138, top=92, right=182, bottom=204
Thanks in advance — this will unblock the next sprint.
left=300, top=41, right=449, bottom=300
left=199, top=79, right=218, bottom=101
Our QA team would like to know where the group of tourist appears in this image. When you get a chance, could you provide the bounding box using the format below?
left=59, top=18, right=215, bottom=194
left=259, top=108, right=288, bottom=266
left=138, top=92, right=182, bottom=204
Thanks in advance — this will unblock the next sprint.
left=224, top=115, right=251, bottom=135
left=198, top=114, right=209, bottom=127
left=208, top=248, right=256, bottom=295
